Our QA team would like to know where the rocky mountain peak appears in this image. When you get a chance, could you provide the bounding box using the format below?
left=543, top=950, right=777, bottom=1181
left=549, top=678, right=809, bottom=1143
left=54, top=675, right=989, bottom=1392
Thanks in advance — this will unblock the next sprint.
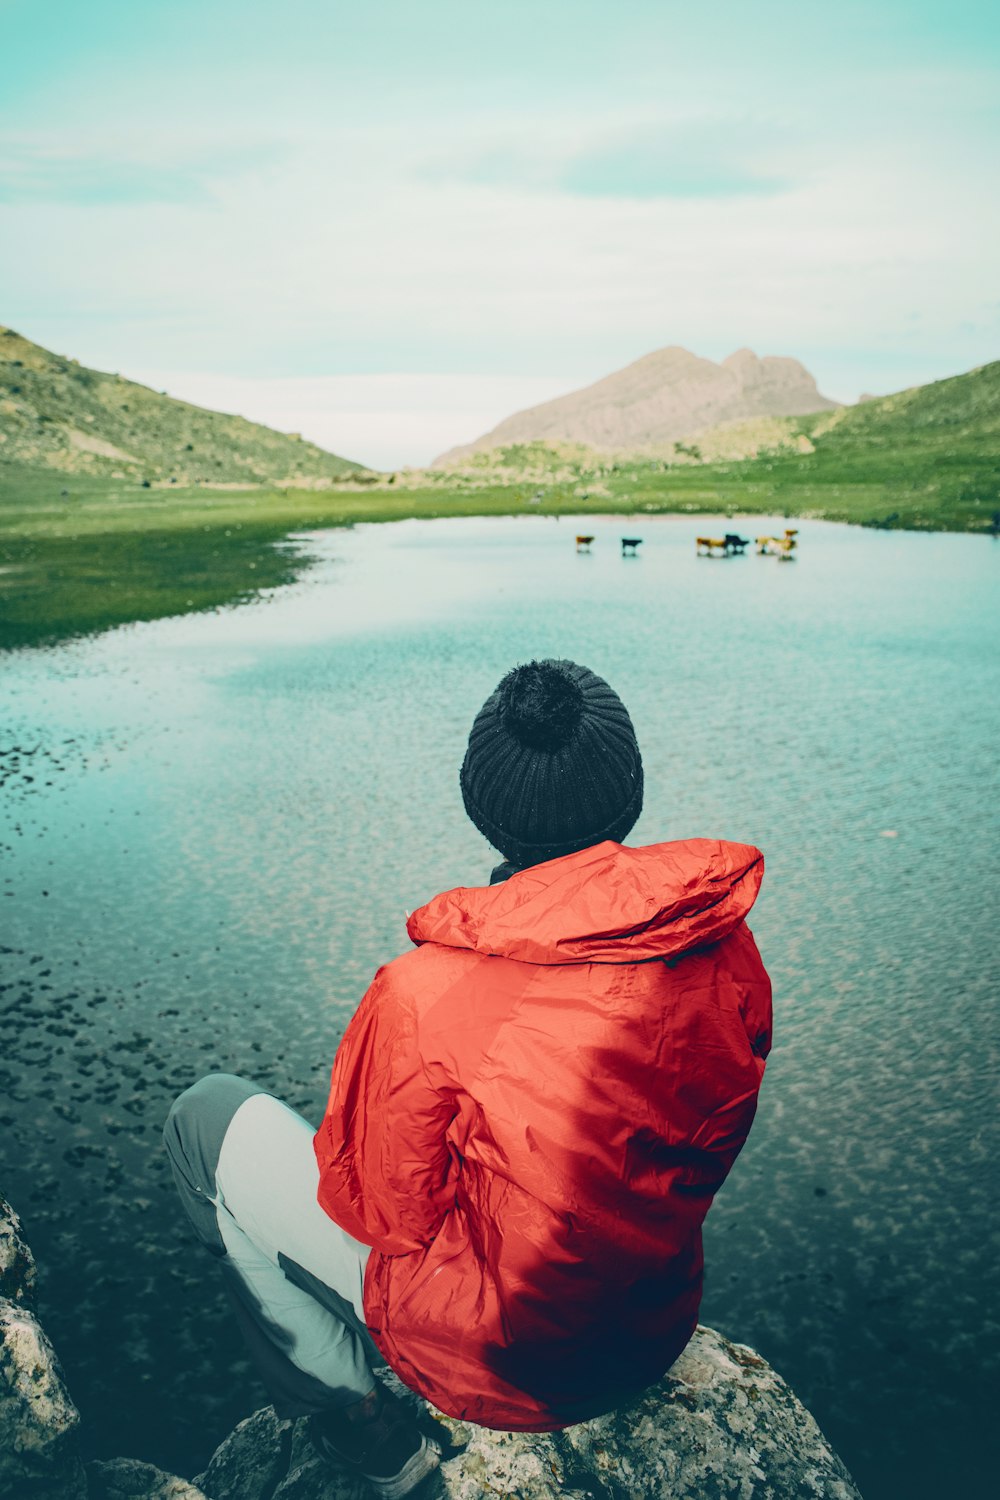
left=434, top=343, right=839, bottom=465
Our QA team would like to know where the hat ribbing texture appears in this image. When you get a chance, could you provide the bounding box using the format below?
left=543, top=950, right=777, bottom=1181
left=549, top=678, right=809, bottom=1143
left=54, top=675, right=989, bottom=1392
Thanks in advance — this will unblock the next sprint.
left=460, top=659, right=643, bottom=866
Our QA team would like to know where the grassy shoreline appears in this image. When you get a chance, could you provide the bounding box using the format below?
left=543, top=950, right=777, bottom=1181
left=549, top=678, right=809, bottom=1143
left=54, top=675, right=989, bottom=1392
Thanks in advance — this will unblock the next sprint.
left=1, top=453, right=996, bottom=650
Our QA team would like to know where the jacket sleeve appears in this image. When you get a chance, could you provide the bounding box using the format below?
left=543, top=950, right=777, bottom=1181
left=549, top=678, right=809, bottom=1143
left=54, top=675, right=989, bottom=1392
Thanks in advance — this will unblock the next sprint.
left=314, top=962, right=459, bottom=1254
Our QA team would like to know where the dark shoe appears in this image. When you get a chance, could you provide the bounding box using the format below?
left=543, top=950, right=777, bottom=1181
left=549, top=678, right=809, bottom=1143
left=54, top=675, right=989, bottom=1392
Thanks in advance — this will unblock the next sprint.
left=310, top=1384, right=440, bottom=1499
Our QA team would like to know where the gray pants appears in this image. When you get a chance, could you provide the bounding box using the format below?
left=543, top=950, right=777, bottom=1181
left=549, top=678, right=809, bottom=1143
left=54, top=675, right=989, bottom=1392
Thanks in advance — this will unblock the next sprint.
left=163, top=1073, right=385, bottom=1418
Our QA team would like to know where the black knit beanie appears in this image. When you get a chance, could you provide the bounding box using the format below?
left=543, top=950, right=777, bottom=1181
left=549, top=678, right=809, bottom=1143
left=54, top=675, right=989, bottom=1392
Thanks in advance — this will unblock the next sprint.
left=460, top=659, right=643, bottom=867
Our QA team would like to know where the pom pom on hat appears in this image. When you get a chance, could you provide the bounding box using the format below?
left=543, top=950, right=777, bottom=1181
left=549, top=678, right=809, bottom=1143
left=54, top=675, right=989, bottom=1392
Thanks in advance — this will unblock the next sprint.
left=460, top=658, right=643, bottom=867
left=498, top=661, right=584, bottom=751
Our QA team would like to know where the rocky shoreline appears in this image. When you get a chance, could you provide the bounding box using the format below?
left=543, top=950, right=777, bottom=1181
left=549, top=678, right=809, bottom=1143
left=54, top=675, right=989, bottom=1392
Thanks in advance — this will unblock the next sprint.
left=1, top=1192, right=863, bottom=1498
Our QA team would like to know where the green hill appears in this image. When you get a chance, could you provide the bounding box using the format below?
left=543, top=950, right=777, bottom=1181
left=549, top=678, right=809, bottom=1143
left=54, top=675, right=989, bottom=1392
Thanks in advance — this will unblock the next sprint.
left=752, top=359, right=1000, bottom=527
left=0, top=326, right=364, bottom=485
left=819, top=359, right=1000, bottom=452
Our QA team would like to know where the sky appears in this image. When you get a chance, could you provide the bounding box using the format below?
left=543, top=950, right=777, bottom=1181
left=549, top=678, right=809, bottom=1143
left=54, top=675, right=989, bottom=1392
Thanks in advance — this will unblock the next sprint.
left=1, top=0, right=998, bottom=468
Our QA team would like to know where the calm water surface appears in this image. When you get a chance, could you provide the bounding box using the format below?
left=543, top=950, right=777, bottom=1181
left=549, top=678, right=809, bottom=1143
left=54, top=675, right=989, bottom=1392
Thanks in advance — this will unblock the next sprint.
left=1, top=515, right=998, bottom=1499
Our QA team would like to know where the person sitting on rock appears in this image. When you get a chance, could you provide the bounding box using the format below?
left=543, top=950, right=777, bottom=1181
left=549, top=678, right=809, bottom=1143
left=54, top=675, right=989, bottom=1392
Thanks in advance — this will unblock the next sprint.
left=164, top=659, right=772, bottom=1499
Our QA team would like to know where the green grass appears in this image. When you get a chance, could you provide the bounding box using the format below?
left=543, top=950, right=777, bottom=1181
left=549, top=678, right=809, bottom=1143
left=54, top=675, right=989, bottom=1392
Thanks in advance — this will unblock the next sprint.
left=2, top=359, right=997, bottom=650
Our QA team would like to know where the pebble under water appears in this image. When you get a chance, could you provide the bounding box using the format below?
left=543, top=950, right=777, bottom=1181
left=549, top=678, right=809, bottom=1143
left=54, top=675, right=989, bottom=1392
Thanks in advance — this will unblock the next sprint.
left=1, top=514, right=997, bottom=1500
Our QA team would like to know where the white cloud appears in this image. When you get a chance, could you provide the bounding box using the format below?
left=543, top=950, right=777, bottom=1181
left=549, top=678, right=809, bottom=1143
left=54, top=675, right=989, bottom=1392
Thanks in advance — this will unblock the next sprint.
left=4, top=98, right=997, bottom=399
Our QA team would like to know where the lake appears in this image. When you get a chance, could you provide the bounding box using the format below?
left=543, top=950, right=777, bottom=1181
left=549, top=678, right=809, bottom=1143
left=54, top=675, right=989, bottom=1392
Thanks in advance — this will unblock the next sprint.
left=1, top=513, right=997, bottom=1499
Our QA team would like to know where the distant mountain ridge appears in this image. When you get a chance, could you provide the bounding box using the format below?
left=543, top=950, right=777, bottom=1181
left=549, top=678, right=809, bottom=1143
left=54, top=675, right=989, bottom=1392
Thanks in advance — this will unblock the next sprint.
left=434, top=345, right=839, bottom=465
left=0, top=327, right=363, bottom=485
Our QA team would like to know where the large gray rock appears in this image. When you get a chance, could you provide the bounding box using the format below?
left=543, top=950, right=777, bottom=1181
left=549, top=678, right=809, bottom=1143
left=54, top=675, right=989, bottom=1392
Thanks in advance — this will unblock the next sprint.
left=194, top=1408, right=294, bottom=1500
left=0, top=1193, right=87, bottom=1500
left=87, top=1457, right=208, bottom=1499
left=196, top=1327, right=863, bottom=1499
left=0, top=1190, right=37, bottom=1307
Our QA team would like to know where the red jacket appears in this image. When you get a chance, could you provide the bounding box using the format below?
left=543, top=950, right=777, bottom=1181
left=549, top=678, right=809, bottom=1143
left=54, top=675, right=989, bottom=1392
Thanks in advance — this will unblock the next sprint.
left=314, top=838, right=771, bottom=1429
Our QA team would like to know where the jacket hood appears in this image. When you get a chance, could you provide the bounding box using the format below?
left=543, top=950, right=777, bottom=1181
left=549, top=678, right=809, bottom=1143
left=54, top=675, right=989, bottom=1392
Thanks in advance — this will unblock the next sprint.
left=407, top=838, right=764, bottom=965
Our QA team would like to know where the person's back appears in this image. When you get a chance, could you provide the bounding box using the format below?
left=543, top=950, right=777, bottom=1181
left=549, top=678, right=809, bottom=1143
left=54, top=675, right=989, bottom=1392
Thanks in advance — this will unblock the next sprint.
left=316, top=836, right=771, bottom=1427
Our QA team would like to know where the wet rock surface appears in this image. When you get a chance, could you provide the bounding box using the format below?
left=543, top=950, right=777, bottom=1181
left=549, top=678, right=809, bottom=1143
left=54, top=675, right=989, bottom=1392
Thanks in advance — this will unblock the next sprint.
left=2, top=1191, right=863, bottom=1498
